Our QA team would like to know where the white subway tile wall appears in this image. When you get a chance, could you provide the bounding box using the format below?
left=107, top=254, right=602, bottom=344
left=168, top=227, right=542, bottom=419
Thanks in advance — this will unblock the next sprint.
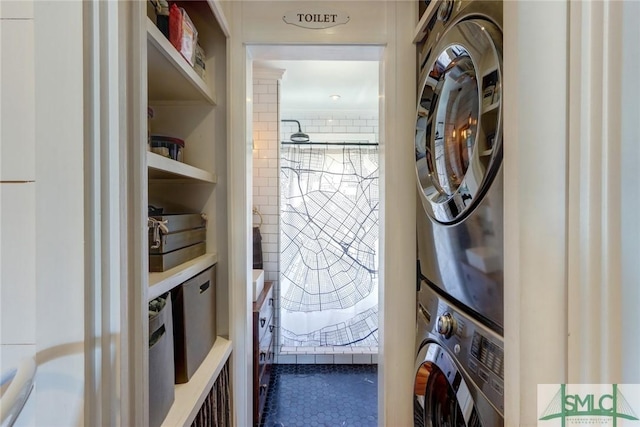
left=280, top=111, right=379, bottom=144
left=253, top=78, right=281, bottom=354
left=253, top=78, right=380, bottom=364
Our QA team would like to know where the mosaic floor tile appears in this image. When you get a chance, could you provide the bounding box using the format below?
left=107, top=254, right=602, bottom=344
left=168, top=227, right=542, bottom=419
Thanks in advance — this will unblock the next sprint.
left=261, top=364, right=378, bottom=427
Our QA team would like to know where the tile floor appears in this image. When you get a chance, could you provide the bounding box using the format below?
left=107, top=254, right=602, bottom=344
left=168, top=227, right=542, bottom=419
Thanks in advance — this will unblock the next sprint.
left=261, top=364, right=378, bottom=427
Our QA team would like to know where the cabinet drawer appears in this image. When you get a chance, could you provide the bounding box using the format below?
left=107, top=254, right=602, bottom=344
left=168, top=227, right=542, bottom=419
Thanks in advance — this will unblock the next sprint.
left=256, top=287, right=274, bottom=340
left=257, top=358, right=272, bottom=423
left=257, top=332, right=274, bottom=376
left=253, top=281, right=274, bottom=427
left=256, top=307, right=273, bottom=345
left=257, top=335, right=274, bottom=424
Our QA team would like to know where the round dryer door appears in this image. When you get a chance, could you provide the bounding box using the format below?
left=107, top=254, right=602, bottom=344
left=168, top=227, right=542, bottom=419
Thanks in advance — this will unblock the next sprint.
left=414, top=342, right=486, bottom=427
left=415, top=18, right=503, bottom=225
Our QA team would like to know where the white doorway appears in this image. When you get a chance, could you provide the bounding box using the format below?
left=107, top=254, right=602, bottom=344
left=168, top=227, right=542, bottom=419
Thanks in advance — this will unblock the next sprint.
left=249, top=45, right=382, bottom=426
left=250, top=46, right=383, bottom=364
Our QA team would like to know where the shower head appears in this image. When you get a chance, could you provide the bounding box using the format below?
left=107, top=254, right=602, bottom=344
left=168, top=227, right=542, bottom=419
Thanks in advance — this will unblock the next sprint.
left=281, top=119, right=310, bottom=143
left=290, top=131, right=310, bottom=142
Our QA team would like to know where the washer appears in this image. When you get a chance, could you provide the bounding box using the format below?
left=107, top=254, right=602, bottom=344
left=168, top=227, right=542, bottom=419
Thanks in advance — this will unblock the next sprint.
left=415, top=0, right=504, bottom=335
left=414, top=283, right=504, bottom=427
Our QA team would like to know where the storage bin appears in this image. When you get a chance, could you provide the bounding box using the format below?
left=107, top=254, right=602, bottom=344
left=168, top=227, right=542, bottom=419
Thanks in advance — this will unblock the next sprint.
left=148, top=294, right=175, bottom=427
left=148, top=213, right=207, bottom=272
left=149, top=241, right=206, bottom=272
left=149, top=227, right=206, bottom=254
left=171, top=266, right=217, bottom=383
left=150, top=135, right=184, bottom=162
left=149, top=213, right=206, bottom=233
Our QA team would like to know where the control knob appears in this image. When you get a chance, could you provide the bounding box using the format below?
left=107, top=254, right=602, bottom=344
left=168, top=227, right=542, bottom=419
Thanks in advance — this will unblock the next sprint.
left=436, top=312, right=456, bottom=338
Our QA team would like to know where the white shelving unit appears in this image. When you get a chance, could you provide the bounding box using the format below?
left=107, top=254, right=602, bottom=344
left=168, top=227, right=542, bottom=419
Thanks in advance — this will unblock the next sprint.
left=148, top=152, right=217, bottom=183
left=140, top=1, right=231, bottom=426
left=146, top=18, right=215, bottom=104
left=148, top=253, right=219, bottom=300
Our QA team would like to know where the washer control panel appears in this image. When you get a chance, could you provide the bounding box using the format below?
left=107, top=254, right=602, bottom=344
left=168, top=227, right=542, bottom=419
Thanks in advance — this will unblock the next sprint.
left=470, top=332, right=504, bottom=379
left=422, top=284, right=504, bottom=415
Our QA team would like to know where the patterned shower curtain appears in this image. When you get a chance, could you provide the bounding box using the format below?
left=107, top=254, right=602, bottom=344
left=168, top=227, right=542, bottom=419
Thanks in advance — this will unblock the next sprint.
left=280, top=144, right=379, bottom=347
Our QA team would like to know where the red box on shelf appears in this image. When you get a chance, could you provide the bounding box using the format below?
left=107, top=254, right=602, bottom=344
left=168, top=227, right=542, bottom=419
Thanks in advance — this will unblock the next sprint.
left=169, top=4, right=197, bottom=66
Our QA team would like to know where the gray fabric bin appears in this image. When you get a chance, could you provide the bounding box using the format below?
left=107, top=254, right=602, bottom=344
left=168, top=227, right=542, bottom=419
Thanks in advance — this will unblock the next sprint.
left=149, top=295, right=175, bottom=427
left=171, top=265, right=217, bottom=383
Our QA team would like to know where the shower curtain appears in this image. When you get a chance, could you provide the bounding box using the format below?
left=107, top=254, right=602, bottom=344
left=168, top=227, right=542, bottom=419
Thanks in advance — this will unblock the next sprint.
left=280, top=144, right=379, bottom=347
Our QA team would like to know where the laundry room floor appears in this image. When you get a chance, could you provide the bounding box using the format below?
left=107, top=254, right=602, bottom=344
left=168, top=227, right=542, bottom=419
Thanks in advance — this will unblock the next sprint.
left=260, top=364, right=378, bottom=427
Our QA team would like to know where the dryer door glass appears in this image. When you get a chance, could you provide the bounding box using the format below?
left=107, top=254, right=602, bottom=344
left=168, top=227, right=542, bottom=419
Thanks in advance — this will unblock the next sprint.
left=426, top=367, right=482, bottom=426
left=415, top=19, right=502, bottom=224
left=414, top=343, right=482, bottom=427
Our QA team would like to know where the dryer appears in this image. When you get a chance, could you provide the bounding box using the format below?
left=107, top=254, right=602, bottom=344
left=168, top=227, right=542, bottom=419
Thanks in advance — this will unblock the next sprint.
left=414, top=283, right=504, bottom=427
left=415, top=0, right=504, bottom=335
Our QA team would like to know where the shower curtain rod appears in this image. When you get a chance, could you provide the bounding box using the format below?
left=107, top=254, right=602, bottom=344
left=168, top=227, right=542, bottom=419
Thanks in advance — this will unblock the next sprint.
left=281, top=141, right=379, bottom=146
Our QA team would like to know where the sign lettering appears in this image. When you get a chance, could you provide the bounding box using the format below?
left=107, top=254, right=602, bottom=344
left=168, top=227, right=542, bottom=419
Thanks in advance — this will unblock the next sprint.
left=283, top=8, right=350, bottom=29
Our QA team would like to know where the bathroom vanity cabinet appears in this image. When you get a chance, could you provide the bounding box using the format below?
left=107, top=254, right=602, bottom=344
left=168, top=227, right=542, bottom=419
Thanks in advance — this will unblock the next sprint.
left=253, top=281, right=275, bottom=426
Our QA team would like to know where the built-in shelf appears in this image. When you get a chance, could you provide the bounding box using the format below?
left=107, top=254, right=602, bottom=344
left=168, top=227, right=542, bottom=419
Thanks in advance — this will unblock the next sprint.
left=161, top=337, right=232, bottom=427
left=146, top=18, right=215, bottom=105
left=142, top=1, right=231, bottom=425
left=413, top=1, right=438, bottom=43
left=148, top=252, right=218, bottom=301
left=147, top=152, right=217, bottom=183
left=480, top=148, right=494, bottom=157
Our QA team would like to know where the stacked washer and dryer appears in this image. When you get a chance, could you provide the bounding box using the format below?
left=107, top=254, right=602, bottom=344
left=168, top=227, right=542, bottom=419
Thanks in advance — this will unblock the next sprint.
left=413, top=1, right=505, bottom=426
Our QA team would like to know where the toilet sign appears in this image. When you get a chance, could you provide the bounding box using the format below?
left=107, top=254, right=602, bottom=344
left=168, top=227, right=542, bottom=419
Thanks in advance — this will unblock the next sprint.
left=283, top=8, right=350, bottom=29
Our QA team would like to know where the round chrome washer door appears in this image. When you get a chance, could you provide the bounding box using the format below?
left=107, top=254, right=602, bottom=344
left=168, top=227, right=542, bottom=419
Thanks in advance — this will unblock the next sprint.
left=414, top=342, right=481, bottom=427
left=415, top=18, right=503, bottom=225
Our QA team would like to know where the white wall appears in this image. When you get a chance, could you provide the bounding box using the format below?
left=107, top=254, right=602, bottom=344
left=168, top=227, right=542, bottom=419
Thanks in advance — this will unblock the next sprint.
left=503, top=2, right=569, bottom=425
left=1, top=1, right=85, bottom=425
left=504, top=1, right=640, bottom=424
left=1, top=13, right=37, bottom=427
left=620, top=0, right=640, bottom=383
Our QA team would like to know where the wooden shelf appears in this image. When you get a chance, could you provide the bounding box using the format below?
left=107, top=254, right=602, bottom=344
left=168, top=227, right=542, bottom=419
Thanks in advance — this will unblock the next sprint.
left=148, top=252, right=218, bottom=301
left=147, top=152, right=217, bottom=183
left=146, top=18, right=215, bottom=105
left=161, top=337, right=232, bottom=427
